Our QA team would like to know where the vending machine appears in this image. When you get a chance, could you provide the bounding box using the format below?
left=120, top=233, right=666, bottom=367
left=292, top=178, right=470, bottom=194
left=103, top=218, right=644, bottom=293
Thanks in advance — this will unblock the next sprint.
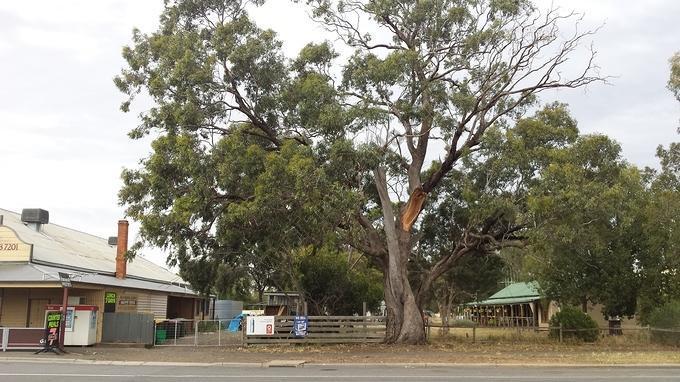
left=45, top=305, right=98, bottom=346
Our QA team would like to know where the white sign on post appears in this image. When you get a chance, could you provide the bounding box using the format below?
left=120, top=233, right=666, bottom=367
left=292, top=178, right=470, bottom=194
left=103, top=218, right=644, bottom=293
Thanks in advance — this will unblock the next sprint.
left=246, top=316, right=275, bottom=336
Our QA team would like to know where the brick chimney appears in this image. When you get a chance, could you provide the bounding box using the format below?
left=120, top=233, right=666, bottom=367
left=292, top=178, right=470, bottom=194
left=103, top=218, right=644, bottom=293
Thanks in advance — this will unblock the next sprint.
left=115, top=220, right=129, bottom=279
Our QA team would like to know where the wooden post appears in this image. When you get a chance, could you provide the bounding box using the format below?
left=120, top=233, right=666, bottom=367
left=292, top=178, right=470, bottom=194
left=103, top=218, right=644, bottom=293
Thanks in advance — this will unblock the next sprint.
left=362, top=302, right=368, bottom=339
left=241, top=317, right=247, bottom=347
left=559, top=323, right=563, bottom=343
left=174, top=320, right=178, bottom=346
left=472, top=324, right=476, bottom=343
left=58, top=287, right=68, bottom=352
left=194, top=320, right=198, bottom=346
left=304, top=302, right=308, bottom=316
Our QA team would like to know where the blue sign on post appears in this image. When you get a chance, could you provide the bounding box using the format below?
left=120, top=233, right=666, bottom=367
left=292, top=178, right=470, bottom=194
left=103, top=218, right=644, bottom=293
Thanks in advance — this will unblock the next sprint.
left=293, top=316, right=308, bottom=337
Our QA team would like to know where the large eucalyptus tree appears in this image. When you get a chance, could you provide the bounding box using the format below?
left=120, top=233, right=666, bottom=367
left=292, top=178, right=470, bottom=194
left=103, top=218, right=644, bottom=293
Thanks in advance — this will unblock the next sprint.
left=117, top=0, right=601, bottom=343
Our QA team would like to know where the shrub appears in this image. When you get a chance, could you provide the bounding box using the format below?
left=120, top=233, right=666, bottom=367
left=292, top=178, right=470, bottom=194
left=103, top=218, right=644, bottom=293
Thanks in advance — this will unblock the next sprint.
left=648, top=300, right=680, bottom=346
left=549, top=305, right=599, bottom=342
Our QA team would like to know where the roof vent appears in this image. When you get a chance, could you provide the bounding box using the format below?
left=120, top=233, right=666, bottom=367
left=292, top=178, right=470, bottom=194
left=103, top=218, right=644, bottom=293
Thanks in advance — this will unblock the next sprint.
left=21, top=208, right=49, bottom=232
left=108, top=236, right=118, bottom=246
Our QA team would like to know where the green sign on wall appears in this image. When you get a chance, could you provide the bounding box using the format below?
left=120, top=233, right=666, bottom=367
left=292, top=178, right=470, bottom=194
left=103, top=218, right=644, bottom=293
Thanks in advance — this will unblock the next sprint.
left=105, top=292, right=116, bottom=304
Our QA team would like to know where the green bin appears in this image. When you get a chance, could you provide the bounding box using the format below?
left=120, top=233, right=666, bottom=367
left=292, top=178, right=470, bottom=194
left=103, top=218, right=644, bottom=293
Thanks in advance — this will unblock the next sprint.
left=155, top=329, right=167, bottom=345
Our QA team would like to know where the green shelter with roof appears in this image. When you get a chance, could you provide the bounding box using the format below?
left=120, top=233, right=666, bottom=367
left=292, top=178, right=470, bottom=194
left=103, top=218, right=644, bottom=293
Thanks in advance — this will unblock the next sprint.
left=461, top=282, right=559, bottom=327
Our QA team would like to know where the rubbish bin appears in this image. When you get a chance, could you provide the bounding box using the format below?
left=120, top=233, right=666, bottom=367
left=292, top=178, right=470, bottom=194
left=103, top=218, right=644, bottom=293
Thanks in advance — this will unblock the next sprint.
left=155, top=329, right=167, bottom=344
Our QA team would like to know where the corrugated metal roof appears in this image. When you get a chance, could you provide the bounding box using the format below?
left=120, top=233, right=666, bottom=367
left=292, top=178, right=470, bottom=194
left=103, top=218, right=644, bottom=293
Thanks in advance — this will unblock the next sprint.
left=0, top=263, right=195, bottom=295
left=469, top=282, right=541, bottom=306
left=487, top=282, right=540, bottom=300
left=0, top=208, right=193, bottom=293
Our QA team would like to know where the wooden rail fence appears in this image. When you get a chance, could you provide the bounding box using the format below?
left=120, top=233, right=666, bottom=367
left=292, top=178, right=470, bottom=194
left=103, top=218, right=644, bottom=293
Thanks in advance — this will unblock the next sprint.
left=244, top=315, right=386, bottom=345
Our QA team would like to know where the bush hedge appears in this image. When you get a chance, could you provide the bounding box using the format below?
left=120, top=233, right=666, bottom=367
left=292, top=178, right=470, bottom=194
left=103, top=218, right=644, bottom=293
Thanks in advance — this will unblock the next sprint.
left=549, top=305, right=599, bottom=342
left=648, top=300, right=680, bottom=346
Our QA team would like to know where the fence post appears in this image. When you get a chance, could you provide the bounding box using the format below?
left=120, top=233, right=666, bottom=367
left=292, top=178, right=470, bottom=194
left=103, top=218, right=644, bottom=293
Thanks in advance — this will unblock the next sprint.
left=153, top=322, right=157, bottom=346
left=472, top=324, right=476, bottom=343
left=218, top=320, right=221, bottom=347
left=559, top=323, right=563, bottom=343
left=174, top=320, right=178, bottom=346
left=363, top=302, right=368, bottom=341
left=241, top=317, right=247, bottom=347
left=194, top=320, right=198, bottom=346
left=2, top=328, right=8, bottom=351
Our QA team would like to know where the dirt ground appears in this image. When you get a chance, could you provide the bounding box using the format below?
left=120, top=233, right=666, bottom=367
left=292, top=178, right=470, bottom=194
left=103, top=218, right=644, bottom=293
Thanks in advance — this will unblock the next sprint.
left=10, top=340, right=679, bottom=365
left=7, top=327, right=678, bottom=365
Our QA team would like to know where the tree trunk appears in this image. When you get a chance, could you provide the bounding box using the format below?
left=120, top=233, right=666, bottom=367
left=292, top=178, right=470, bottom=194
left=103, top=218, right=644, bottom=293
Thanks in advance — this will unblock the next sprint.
left=438, top=302, right=450, bottom=336
left=374, top=167, right=426, bottom=344
left=383, top=255, right=426, bottom=344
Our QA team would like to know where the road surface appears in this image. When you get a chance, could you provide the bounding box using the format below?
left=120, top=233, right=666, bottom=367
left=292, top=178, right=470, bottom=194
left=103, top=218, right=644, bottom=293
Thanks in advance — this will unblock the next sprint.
left=1, top=362, right=679, bottom=381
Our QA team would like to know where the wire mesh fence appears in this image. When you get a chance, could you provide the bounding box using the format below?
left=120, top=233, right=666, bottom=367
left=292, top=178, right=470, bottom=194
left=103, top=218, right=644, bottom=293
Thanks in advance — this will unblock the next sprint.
left=153, top=318, right=680, bottom=347
left=426, top=323, right=680, bottom=345
left=154, top=319, right=243, bottom=347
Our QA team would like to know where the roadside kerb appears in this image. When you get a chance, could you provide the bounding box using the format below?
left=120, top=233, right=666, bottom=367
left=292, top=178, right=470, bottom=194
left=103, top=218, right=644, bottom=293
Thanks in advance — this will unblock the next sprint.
left=1, top=357, right=680, bottom=368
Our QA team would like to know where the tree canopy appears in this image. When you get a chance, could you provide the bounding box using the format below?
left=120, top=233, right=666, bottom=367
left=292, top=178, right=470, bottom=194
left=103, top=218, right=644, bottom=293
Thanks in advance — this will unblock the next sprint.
left=116, top=0, right=601, bottom=344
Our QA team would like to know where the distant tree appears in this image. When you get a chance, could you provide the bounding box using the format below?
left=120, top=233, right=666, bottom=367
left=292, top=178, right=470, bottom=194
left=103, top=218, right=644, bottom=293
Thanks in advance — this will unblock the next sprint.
left=297, top=246, right=383, bottom=315
left=528, top=135, right=646, bottom=319
left=413, top=102, right=581, bottom=330
left=636, top=143, right=680, bottom=321
left=669, top=52, right=680, bottom=102
left=426, top=253, right=505, bottom=333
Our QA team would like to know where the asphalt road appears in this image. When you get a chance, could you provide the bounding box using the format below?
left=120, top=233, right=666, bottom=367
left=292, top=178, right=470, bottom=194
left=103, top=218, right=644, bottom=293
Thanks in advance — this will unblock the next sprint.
left=1, top=362, right=680, bottom=381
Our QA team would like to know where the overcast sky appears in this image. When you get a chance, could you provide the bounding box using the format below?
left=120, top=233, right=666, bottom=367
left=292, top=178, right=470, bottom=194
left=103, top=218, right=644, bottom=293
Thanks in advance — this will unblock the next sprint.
left=1, top=0, right=678, bottom=268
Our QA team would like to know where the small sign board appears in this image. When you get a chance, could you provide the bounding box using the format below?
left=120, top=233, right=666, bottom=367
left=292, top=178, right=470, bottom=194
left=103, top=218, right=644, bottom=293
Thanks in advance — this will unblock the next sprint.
left=104, top=292, right=116, bottom=313
left=104, top=292, right=117, bottom=304
left=293, top=316, right=308, bottom=337
left=58, top=272, right=71, bottom=288
left=43, top=310, right=62, bottom=350
left=116, top=295, right=138, bottom=312
left=0, top=226, right=32, bottom=262
left=64, top=307, right=75, bottom=332
left=246, top=316, right=275, bottom=336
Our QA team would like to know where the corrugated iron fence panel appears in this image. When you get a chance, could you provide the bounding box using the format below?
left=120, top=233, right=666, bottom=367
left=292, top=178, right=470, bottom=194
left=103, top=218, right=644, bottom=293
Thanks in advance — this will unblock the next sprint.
left=102, top=312, right=154, bottom=344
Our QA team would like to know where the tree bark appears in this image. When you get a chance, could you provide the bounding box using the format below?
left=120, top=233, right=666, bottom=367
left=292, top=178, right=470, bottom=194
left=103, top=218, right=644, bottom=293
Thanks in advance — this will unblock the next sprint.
left=374, top=167, right=426, bottom=344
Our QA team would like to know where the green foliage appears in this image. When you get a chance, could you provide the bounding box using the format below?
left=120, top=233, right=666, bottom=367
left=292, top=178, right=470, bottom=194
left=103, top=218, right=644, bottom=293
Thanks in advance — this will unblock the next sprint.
left=298, top=246, right=383, bottom=315
left=648, top=301, right=680, bottom=346
left=637, top=143, right=680, bottom=322
left=669, top=52, right=680, bottom=102
left=528, top=134, right=645, bottom=319
left=549, top=306, right=599, bottom=342
left=415, top=103, right=580, bottom=308
left=116, top=0, right=601, bottom=343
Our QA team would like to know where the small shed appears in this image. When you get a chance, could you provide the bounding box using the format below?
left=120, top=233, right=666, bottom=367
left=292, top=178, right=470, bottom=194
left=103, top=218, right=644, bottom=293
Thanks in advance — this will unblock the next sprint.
left=462, top=282, right=558, bottom=327
left=262, top=292, right=301, bottom=316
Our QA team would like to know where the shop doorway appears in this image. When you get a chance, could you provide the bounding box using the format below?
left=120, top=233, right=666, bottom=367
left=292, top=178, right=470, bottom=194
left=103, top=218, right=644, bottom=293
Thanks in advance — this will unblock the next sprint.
left=27, top=298, right=49, bottom=327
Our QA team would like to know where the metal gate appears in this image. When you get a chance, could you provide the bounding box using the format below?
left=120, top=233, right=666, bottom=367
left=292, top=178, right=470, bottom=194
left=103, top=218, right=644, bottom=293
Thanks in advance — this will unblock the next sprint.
left=102, top=312, right=154, bottom=344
